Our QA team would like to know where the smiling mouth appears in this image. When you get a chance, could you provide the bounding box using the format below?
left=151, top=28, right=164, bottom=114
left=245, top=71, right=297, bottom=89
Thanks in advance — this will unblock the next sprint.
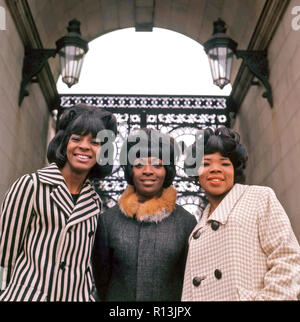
left=141, top=179, right=157, bottom=184
left=74, top=154, right=91, bottom=161
left=207, top=177, right=224, bottom=185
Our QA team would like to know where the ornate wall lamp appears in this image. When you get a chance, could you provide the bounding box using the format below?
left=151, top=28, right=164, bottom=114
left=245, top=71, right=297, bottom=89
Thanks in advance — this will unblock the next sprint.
left=203, top=18, right=273, bottom=108
left=19, top=19, right=88, bottom=106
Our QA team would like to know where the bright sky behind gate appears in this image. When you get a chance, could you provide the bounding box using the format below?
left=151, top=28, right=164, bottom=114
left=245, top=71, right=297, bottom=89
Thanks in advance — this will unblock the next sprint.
left=56, top=27, right=232, bottom=96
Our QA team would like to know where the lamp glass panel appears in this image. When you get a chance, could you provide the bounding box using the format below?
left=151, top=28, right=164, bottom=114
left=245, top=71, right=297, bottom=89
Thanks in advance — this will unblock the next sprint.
left=59, top=45, right=85, bottom=88
left=207, top=46, right=233, bottom=89
left=207, top=49, right=219, bottom=82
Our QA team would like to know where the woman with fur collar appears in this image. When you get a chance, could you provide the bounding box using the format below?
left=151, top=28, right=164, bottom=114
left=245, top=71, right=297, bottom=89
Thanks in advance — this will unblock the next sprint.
left=92, top=128, right=197, bottom=301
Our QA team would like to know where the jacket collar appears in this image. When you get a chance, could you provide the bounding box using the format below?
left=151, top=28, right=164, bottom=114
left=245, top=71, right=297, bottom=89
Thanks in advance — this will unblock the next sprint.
left=37, top=162, right=92, bottom=189
left=118, top=185, right=177, bottom=223
left=37, top=163, right=66, bottom=186
left=37, top=163, right=102, bottom=225
left=199, top=183, right=249, bottom=227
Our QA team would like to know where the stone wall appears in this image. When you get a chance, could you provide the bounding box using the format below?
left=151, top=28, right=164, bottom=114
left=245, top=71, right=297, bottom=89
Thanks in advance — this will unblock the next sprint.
left=0, top=0, right=50, bottom=202
left=234, top=0, right=300, bottom=241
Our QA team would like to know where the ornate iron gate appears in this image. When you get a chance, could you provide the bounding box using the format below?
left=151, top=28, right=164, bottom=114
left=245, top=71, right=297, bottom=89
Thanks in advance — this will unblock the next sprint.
left=60, top=94, right=229, bottom=218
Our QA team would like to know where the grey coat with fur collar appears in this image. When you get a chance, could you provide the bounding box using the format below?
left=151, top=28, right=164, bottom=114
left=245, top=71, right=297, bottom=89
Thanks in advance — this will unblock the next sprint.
left=92, top=186, right=197, bottom=301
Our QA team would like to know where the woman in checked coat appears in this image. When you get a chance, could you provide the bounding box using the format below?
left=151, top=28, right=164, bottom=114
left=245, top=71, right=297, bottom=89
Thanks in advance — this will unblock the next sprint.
left=0, top=104, right=117, bottom=301
left=182, top=127, right=300, bottom=301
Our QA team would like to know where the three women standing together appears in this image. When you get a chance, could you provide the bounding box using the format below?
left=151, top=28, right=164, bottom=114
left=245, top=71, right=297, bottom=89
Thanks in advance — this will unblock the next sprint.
left=1, top=104, right=300, bottom=301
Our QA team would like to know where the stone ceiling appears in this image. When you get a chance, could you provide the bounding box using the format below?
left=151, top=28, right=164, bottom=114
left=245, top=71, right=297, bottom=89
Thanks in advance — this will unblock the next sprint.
left=26, top=0, right=266, bottom=82
left=10, top=0, right=290, bottom=110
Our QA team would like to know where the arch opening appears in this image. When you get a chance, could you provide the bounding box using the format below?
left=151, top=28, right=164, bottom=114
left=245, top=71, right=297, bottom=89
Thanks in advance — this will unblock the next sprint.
left=57, top=27, right=232, bottom=96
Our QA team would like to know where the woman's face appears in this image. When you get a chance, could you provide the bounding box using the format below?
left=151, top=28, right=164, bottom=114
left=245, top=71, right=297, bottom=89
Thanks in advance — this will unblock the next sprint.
left=198, top=152, right=234, bottom=200
left=132, top=157, right=166, bottom=201
left=64, top=133, right=100, bottom=176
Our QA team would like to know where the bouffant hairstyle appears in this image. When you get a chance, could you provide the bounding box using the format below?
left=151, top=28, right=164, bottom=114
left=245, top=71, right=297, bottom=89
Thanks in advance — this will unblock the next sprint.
left=47, top=104, right=118, bottom=179
left=184, top=127, right=248, bottom=184
left=120, top=128, right=180, bottom=188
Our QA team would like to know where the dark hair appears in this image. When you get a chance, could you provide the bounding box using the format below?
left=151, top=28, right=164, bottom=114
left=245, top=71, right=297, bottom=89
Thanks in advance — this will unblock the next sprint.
left=47, top=104, right=118, bottom=179
left=120, top=128, right=180, bottom=188
left=184, top=127, right=248, bottom=184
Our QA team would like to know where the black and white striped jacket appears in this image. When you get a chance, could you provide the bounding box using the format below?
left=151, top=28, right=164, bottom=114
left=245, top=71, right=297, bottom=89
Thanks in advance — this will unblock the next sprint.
left=0, top=163, right=102, bottom=301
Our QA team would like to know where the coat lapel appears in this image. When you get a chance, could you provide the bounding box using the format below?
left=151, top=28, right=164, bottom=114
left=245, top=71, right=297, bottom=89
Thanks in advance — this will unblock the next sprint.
left=208, top=183, right=249, bottom=225
left=37, top=163, right=74, bottom=218
left=66, top=182, right=102, bottom=229
left=50, top=185, right=74, bottom=218
left=37, top=163, right=102, bottom=222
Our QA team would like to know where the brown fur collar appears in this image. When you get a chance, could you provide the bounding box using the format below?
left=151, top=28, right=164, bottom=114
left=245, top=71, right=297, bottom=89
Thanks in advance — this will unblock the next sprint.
left=118, top=185, right=177, bottom=223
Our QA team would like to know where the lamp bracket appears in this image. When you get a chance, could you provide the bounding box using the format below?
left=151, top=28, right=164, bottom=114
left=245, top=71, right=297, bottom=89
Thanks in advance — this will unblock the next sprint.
left=235, top=50, right=273, bottom=107
left=19, top=47, right=57, bottom=106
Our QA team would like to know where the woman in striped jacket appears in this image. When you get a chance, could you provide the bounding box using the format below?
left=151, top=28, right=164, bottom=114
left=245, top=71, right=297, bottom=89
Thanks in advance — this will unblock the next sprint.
left=0, top=104, right=117, bottom=301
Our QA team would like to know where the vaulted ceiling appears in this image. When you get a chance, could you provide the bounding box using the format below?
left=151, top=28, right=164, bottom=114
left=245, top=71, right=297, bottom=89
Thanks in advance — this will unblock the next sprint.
left=28, top=0, right=265, bottom=47
left=6, top=0, right=288, bottom=109
left=27, top=0, right=265, bottom=79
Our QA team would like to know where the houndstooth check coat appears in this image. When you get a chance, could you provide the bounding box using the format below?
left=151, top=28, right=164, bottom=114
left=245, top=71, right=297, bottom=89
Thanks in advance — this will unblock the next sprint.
left=181, top=184, right=300, bottom=301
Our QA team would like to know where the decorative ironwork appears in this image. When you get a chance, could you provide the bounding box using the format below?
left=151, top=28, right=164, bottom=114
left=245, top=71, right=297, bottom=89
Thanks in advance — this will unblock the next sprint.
left=235, top=50, right=273, bottom=107
left=60, top=94, right=227, bottom=110
left=19, top=48, right=56, bottom=106
left=60, top=94, right=229, bottom=219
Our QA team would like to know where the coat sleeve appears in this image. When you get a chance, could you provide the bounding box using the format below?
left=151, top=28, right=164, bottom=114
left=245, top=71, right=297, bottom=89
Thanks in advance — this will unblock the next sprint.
left=91, top=213, right=112, bottom=301
left=256, top=187, right=300, bottom=300
left=0, top=174, right=35, bottom=290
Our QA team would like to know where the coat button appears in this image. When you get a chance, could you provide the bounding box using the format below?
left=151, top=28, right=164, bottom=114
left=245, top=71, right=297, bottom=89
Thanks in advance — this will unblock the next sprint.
left=88, top=231, right=94, bottom=238
left=211, top=221, right=220, bottom=231
left=192, top=277, right=202, bottom=287
left=192, top=229, right=201, bottom=239
left=214, top=269, right=222, bottom=279
left=59, top=262, right=66, bottom=270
